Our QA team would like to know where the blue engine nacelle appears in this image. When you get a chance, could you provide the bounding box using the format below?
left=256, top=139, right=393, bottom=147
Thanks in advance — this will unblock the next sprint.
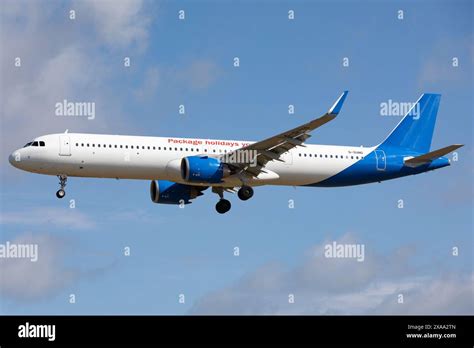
left=150, top=180, right=204, bottom=205
left=181, top=156, right=230, bottom=183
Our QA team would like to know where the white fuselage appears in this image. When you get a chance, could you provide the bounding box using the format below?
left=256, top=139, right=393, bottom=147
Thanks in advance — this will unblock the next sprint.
left=9, top=133, right=375, bottom=187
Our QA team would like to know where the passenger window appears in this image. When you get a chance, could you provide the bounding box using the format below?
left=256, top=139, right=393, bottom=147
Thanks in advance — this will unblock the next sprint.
left=153, top=146, right=156, bottom=150
left=87, top=144, right=90, bottom=147
left=75, top=143, right=79, bottom=146
left=120, top=145, right=123, bottom=148
left=148, top=146, right=150, bottom=150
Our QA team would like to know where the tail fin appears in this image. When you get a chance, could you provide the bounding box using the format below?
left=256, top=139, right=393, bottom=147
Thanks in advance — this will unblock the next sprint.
left=381, top=93, right=441, bottom=153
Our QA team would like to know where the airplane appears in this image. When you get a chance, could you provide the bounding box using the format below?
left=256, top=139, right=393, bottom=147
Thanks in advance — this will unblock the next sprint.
left=8, top=91, right=463, bottom=214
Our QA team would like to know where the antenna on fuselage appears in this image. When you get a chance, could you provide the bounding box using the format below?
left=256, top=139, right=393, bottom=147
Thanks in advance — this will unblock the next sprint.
left=64, top=129, right=69, bottom=134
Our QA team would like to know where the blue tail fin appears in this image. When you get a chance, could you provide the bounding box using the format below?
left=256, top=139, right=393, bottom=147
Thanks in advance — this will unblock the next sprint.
left=381, top=93, right=441, bottom=153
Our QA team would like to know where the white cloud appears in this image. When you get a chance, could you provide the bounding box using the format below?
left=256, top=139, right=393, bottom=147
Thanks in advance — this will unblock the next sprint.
left=75, top=0, right=151, bottom=49
left=0, top=207, right=96, bottom=230
left=0, top=232, right=76, bottom=302
left=189, top=233, right=473, bottom=315
left=370, top=274, right=474, bottom=315
left=0, top=232, right=116, bottom=304
left=132, top=59, right=222, bottom=102
left=0, top=0, right=155, bottom=174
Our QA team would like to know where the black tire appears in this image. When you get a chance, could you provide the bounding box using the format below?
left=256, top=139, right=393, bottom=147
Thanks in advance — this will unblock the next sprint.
left=237, top=186, right=254, bottom=201
left=56, top=189, right=65, bottom=199
left=215, top=199, right=231, bottom=214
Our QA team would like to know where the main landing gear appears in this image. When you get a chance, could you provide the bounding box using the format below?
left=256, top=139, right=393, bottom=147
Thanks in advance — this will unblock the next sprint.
left=213, top=187, right=231, bottom=214
left=56, top=175, right=67, bottom=199
left=237, top=186, right=254, bottom=201
left=213, top=185, right=254, bottom=214
left=215, top=198, right=231, bottom=214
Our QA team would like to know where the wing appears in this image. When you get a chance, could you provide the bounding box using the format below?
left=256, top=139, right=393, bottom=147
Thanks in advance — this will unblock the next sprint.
left=222, top=91, right=349, bottom=178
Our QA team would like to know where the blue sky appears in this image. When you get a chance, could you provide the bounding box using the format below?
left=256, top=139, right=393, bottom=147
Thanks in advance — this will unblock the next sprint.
left=0, top=0, right=472, bottom=314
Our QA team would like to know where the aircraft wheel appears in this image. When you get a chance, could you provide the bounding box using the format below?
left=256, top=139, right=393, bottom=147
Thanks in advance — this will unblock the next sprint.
left=238, top=186, right=254, bottom=201
left=56, top=189, right=66, bottom=199
left=215, top=199, right=231, bottom=214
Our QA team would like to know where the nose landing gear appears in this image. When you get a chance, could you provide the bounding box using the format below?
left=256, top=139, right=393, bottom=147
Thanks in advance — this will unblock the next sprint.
left=56, top=175, right=67, bottom=199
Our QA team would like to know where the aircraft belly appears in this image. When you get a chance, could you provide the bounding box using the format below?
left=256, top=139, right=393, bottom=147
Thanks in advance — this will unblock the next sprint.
left=266, top=158, right=360, bottom=186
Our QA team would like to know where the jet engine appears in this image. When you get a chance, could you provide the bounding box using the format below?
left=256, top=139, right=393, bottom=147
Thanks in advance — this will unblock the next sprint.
left=180, top=156, right=230, bottom=183
left=150, top=180, right=205, bottom=205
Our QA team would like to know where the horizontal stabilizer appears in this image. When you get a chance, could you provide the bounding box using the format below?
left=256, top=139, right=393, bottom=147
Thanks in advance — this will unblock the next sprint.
left=404, top=144, right=463, bottom=167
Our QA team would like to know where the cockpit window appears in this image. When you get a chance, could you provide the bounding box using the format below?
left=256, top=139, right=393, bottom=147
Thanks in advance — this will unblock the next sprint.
left=32, top=141, right=39, bottom=146
left=39, top=141, right=45, bottom=146
left=23, top=142, right=33, bottom=147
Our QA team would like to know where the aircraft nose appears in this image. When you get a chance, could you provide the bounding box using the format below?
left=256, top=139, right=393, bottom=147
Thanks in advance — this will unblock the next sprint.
left=9, top=151, right=19, bottom=167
